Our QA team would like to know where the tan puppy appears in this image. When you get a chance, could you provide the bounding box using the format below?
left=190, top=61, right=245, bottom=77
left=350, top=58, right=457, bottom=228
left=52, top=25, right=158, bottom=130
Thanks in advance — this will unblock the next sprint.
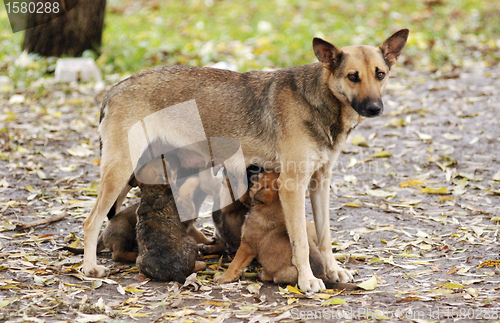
left=215, top=171, right=353, bottom=289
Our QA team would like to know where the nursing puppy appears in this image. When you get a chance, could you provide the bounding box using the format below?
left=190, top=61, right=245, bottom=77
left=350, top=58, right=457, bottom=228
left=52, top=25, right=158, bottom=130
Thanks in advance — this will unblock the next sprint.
left=136, top=181, right=206, bottom=282
left=200, top=165, right=262, bottom=255
left=215, top=171, right=356, bottom=289
left=62, top=203, right=138, bottom=263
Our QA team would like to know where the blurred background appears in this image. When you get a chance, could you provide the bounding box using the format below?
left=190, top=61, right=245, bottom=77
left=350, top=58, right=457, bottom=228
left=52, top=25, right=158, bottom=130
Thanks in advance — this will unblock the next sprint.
left=1, top=0, right=500, bottom=86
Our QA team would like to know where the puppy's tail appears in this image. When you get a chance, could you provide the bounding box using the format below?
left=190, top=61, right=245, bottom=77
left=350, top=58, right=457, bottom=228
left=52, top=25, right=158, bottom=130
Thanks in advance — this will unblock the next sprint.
left=309, top=242, right=360, bottom=291
left=60, top=234, right=105, bottom=255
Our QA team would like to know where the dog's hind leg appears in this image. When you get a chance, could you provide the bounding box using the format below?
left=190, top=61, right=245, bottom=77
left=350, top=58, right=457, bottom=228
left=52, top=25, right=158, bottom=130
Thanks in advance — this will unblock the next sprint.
left=82, top=160, right=132, bottom=277
left=310, top=166, right=353, bottom=283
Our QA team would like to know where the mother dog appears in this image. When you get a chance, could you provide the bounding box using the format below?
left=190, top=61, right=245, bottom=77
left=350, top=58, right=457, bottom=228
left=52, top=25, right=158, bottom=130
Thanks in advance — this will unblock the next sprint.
left=83, top=29, right=408, bottom=291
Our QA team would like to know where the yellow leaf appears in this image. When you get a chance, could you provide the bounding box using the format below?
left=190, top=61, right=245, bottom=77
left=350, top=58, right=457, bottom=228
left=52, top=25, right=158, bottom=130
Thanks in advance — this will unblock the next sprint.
left=357, top=275, right=377, bottom=290
left=477, top=260, right=500, bottom=268
left=373, top=150, right=392, bottom=158
left=321, top=297, right=346, bottom=306
left=129, top=313, right=150, bottom=318
left=399, top=253, right=421, bottom=258
left=199, top=301, right=230, bottom=306
left=286, top=284, right=304, bottom=295
left=70, top=236, right=81, bottom=248
left=25, top=186, right=35, bottom=192
left=490, top=217, right=500, bottom=222
left=314, top=293, right=332, bottom=300
left=345, top=203, right=360, bottom=207
left=399, top=180, right=424, bottom=187
left=437, top=196, right=454, bottom=203
left=124, top=286, right=146, bottom=293
left=381, top=239, right=387, bottom=244
left=279, top=286, right=289, bottom=294
left=418, top=187, right=448, bottom=194
left=352, top=135, right=368, bottom=147
left=429, top=289, right=453, bottom=294
left=4, top=111, right=16, bottom=122
left=442, top=282, right=465, bottom=289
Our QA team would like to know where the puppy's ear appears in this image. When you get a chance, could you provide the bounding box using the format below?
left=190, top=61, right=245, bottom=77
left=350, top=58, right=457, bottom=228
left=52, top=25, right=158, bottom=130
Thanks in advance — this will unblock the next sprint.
left=379, top=29, right=409, bottom=68
left=253, top=189, right=274, bottom=206
left=313, top=37, right=343, bottom=69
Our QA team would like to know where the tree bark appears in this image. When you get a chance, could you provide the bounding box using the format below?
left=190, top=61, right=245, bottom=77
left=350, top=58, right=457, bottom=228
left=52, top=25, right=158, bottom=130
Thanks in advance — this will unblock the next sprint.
left=23, top=0, right=106, bottom=57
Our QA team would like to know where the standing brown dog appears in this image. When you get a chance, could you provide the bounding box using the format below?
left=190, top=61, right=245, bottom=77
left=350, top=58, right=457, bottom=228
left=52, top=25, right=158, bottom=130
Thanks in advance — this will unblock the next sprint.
left=83, top=30, right=408, bottom=291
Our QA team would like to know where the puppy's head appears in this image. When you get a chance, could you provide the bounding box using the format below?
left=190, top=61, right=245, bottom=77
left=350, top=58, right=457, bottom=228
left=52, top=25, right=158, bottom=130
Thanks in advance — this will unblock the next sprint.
left=250, top=171, right=281, bottom=206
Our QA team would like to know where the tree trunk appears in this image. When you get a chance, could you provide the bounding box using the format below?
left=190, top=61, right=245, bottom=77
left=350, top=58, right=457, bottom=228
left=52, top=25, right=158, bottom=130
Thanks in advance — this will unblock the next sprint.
left=23, top=0, right=106, bottom=57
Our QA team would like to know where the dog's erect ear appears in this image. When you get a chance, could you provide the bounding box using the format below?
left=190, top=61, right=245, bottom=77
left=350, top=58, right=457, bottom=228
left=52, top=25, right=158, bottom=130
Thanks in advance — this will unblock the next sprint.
left=313, top=38, right=342, bottom=69
left=379, top=29, right=409, bottom=67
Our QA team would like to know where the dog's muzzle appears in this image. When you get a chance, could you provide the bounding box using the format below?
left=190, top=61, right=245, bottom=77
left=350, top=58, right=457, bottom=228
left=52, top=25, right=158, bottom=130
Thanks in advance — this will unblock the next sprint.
left=351, top=98, right=384, bottom=118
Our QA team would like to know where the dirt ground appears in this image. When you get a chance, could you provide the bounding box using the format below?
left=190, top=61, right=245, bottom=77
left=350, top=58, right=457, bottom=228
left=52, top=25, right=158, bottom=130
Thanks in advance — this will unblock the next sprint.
left=1, top=65, right=500, bottom=322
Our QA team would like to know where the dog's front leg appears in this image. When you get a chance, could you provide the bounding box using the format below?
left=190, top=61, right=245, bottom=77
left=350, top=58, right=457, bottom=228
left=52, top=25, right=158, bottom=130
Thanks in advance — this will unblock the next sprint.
left=279, top=169, right=325, bottom=292
left=310, top=168, right=354, bottom=283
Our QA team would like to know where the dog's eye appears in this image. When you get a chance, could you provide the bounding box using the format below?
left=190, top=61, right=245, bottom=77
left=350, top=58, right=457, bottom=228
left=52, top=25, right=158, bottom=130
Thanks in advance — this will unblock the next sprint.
left=347, top=72, right=360, bottom=83
left=376, top=71, right=386, bottom=80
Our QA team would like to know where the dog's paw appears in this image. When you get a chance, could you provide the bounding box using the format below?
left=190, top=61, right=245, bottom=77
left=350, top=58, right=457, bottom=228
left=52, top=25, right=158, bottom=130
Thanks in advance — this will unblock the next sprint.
left=81, top=264, right=109, bottom=278
left=325, top=259, right=354, bottom=283
left=298, top=273, right=325, bottom=292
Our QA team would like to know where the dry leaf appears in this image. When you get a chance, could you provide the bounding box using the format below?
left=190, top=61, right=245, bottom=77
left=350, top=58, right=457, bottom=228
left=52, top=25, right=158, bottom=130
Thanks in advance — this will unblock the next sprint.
left=357, top=275, right=377, bottom=290
left=418, top=187, right=448, bottom=194
left=321, top=297, right=346, bottom=306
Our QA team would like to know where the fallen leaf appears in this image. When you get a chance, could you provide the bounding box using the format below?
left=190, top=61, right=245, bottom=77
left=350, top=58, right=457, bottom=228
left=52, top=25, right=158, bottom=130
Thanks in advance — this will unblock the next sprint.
left=417, top=133, right=432, bottom=140
left=373, top=150, right=392, bottom=158
left=366, top=188, right=397, bottom=198
left=442, top=133, right=462, bottom=140
left=357, top=275, right=377, bottom=290
left=247, top=283, right=261, bottom=294
left=437, top=196, right=454, bottom=203
left=442, top=282, right=465, bottom=289
left=321, top=297, right=346, bottom=306
left=352, top=135, right=368, bottom=147
left=286, top=284, right=304, bottom=295
left=477, top=260, right=500, bottom=268
left=399, top=180, right=424, bottom=187
left=418, top=187, right=448, bottom=194
left=466, top=287, right=478, bottom=297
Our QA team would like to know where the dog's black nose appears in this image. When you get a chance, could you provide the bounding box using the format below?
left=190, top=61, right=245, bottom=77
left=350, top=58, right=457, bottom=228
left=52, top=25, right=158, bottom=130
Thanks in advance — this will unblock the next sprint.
left=366, top=100, right=383, bottom=117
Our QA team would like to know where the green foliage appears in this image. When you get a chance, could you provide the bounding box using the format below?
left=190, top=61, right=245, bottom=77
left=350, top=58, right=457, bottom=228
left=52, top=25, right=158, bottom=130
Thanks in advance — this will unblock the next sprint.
left=1, top=0, right=500, bottom=82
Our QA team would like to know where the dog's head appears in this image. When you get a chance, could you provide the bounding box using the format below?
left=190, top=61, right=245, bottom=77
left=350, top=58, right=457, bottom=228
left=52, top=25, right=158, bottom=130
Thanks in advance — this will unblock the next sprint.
left=249, top=171, right=281, bottom=206
left=313, top=29, right=409, bottom=118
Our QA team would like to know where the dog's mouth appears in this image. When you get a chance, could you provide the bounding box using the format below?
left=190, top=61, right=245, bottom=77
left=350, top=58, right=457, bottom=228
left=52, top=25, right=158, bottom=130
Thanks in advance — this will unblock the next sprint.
left=351, top=98, right=384, bottom=118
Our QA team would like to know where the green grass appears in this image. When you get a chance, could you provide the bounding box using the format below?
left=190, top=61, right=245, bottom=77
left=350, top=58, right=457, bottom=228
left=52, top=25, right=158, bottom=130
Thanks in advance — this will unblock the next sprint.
left=1, top=0, right=500, bottom=84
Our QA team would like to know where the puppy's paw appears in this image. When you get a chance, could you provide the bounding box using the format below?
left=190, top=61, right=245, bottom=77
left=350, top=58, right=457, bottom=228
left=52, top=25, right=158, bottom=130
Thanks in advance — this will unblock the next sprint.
left=213, top=272, right=237, bottom=284
left=82, top=264, right=109, bottom=278
left=298, top=273, right=325, bottom=292
left=325, top=259, right=354, bottom=283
